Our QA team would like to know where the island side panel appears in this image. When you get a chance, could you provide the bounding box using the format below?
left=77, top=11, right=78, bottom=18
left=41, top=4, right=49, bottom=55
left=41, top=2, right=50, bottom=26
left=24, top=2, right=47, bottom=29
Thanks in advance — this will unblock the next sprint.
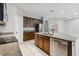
left=68, top=41, right=72, bottom=56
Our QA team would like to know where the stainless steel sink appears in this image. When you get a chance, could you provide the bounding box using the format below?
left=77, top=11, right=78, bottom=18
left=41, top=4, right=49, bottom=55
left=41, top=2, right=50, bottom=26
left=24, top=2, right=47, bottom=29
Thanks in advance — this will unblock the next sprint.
left=42, top=33, right=49, bottom=35
left=42, top=32, right=53, bottom=36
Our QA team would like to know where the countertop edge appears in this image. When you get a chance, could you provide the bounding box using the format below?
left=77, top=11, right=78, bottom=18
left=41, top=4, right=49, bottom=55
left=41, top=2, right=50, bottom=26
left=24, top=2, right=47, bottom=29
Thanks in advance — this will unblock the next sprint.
left=35, top=32, right=77, bottom=42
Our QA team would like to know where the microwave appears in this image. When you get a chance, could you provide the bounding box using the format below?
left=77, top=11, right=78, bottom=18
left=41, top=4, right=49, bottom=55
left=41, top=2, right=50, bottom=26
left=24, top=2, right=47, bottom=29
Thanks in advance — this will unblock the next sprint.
left=0, top=3, right=8, bottom=25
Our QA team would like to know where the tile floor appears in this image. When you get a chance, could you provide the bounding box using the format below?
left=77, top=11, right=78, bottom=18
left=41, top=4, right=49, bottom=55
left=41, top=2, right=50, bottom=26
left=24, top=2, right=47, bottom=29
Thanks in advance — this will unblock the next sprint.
left=19, top=40, right=48, bottom=56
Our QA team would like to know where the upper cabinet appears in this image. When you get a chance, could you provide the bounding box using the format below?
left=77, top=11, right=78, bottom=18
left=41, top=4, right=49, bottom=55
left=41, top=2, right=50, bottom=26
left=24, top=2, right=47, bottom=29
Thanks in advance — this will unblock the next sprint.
left=23, top=17, right=34, bottom=27
left=23, top=16, right=43, bottom=27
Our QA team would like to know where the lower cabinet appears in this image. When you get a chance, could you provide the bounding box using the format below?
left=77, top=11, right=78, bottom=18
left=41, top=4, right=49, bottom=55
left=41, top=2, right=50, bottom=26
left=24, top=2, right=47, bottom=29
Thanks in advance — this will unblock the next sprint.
left=35, top=34, right=39, bottom=46
left=23, top=32, right=34, bottom=41
left=39, top=35, right=43, bottom=49
left=34, top=34, right=50, bottom=55
left=43, top=36, right=50, bottom=55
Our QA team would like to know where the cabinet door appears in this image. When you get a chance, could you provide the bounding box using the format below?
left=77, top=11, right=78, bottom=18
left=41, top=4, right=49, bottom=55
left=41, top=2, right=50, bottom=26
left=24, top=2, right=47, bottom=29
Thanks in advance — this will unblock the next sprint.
left=23, top=32, right=34, bottom=41
left=30, top=32, right=34, bottom=39
left=43, top=36, right=50, bottom=54
left=35, top=34, right=39, bottom=46
left=39, top=35, right=43, bottom=49
left=26, top=32, right=31, bottom=39
left=23, top=17, right=35, bottom=27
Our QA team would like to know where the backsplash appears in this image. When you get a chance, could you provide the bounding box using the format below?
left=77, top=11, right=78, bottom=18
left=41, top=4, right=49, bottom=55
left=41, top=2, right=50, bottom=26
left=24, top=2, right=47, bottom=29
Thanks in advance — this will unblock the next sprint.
left=23, top=27, right=35, bottom=31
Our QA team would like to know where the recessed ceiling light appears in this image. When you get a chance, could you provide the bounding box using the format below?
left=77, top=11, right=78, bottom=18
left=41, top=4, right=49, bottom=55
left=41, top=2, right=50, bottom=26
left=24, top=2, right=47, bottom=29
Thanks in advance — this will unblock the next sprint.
left=74, top=12, right=78, bottom=16
left=60, top=10, right=64, bottom=14
left=50, top=10, right=53, bottom=13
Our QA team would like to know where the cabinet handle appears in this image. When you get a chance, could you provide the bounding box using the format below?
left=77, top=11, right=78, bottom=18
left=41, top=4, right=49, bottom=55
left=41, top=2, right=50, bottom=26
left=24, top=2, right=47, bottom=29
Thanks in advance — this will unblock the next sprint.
left=56, top=40, right=68, bottom=45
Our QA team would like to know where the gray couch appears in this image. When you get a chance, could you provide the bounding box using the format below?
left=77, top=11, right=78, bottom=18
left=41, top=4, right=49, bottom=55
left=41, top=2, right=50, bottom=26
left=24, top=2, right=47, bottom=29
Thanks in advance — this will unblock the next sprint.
left=0, top=36, right=22, bottom=56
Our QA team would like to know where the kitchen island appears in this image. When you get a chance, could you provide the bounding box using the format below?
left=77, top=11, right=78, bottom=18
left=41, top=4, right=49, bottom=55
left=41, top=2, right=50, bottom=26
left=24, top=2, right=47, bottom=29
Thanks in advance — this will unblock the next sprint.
left=34, top=32, right=77, bottom=56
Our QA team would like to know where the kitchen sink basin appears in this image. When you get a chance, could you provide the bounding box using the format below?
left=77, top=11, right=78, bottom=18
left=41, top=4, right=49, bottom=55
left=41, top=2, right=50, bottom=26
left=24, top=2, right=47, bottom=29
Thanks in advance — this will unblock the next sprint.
left=42, top=32, right=53, bottom=35
left=42, top=33, right=49, bottom=35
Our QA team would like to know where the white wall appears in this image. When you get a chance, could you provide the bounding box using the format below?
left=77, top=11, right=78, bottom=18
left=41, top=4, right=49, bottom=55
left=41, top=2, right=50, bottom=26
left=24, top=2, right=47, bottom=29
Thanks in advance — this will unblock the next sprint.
left=14, top=6, right=23, bottom=44
left=66, top=18, right=79, bottom=36
left=46, top=17, right=67, bottom=33
left=58, top=19, right=67, bottom=33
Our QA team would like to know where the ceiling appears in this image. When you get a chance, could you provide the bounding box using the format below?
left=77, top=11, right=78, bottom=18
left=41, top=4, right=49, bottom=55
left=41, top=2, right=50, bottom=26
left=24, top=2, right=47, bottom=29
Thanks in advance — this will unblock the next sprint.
left=15, top=3, right=79, bottom=19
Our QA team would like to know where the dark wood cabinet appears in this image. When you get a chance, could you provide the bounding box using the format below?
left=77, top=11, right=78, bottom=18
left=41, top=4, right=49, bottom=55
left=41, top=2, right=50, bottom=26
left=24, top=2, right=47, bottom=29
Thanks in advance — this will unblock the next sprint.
left=23, top=17, right=34, bottom=27
left=43, top=36, right=50, bottom=54
left=39, top=35, right=43, bottom=49
left=35, top=34, right=50, bottom=55
left=23, top=16, right=43, bottom=28
left=23, top=32, right=34, bottom=41
left=35, top=34, right=39, bottom=46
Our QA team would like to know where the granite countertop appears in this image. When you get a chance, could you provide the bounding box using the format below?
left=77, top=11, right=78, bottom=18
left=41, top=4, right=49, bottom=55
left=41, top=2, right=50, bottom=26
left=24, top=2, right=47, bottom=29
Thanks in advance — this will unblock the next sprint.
left=35, top=32, right=77, bottom=42
left=0, top=32, right=14, bottom=38
left=24, top=30, right=35, bottom=32
left=0, top=32, right=17, bottom=45
left=0, top=42, right=22, bottom=56
left=0, top=32, right=22, bottom=56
